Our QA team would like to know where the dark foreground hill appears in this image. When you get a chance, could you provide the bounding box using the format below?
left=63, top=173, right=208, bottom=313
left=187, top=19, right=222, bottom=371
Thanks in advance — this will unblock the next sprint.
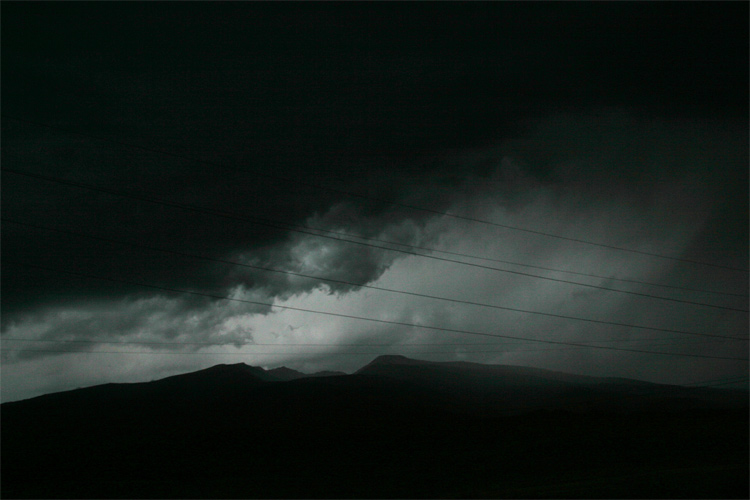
left=2, top=356, right=748, bottom=498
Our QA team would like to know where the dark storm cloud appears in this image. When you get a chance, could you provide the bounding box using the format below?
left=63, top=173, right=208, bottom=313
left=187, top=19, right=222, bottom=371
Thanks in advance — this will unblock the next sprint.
left=224, top=199, right=439, bottom=300
left=2, top=111, right=747, bottom=399
left=1, top=3, right=748, bottom=400
left=4, top=2, right=746, bottom=318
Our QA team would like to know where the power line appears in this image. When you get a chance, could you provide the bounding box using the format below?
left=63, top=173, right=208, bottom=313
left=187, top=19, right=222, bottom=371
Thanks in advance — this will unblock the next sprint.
left=415, top=253, right=748, bottom=298
left=3, top=337, right=741, bottom=348
left=5, top=218, right=746, bottom=340
left=3, top=155, right=740, bottom=299
left=279, top=181, right=750, bottom=273
left=0, top=343, right=735, bottom=358
left=7, top=260, right=749, bottom=362
left=4, top=114, right=747, bottom=273
left=0, top=338, right=740, bottom=356
left=192, top=211, right=750, bottom=301
left=4, top=168, right=746, bottom=313
left=0, top=348, right=384, bottom=356
left=344, top=237, right=748, bottom=297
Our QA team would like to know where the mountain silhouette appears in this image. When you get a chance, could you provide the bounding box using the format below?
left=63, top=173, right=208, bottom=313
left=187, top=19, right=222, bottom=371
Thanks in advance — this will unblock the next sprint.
left=2, top=356, right=747, bottom=498
left=267, top=366, right=346, bottom=381
left=355, top=355, right=747, bottom=413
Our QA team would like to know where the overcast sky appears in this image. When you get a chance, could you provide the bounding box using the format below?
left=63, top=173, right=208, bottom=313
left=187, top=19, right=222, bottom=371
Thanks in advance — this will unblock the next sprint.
left=2, top=2, right=748, bottom=402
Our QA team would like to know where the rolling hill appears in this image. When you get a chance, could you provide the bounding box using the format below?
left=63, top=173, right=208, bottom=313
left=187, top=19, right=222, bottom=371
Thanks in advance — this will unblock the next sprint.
left=2, top=356, right=747, bottom=498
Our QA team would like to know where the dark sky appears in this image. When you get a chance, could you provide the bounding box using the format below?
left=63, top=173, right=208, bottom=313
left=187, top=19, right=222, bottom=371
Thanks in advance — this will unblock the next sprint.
left=2, top=2, right=748, bottom=402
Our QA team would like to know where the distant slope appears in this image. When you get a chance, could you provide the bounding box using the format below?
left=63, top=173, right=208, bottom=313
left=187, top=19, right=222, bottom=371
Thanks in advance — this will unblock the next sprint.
left=355, top=355, right=748, bottom=413
left=2, top=356, right=747, bottom=499
left=267, top=366, right=346, bottom=381
left=4, top=362, right=346, bottom=406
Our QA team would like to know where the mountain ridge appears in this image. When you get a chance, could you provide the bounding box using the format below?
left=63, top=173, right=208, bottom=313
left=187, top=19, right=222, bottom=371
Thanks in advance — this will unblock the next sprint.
left=3, top=355, right=746, bottom=411
left=2, top=355, right=747, bottom=498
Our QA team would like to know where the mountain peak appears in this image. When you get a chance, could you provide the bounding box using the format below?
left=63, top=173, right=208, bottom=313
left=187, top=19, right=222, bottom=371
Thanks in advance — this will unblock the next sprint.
left=355, top=355, right=420, bottom=374
left=369, top=354, right=417, bottom=365
left=202, top=362, right=264, bottom=375
left=266, top=366, right=306, bottom=381
left=152, top=362, right=274, bottom=387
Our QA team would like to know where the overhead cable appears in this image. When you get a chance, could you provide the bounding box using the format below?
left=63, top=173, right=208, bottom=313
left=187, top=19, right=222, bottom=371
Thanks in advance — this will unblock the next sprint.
left=5, top=218, right=747, bottom=340
left=3, top=114, right=747, bottom=273
left=8, top=260, right=749, bottom=362
left=4, top=168, right=746, bottom=313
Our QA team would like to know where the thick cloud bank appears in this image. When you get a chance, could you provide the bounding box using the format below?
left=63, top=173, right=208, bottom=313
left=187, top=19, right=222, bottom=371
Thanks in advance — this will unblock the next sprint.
left=3, top=3, right=747, bottom=401
left=3, top=112, right=747, bottom=401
